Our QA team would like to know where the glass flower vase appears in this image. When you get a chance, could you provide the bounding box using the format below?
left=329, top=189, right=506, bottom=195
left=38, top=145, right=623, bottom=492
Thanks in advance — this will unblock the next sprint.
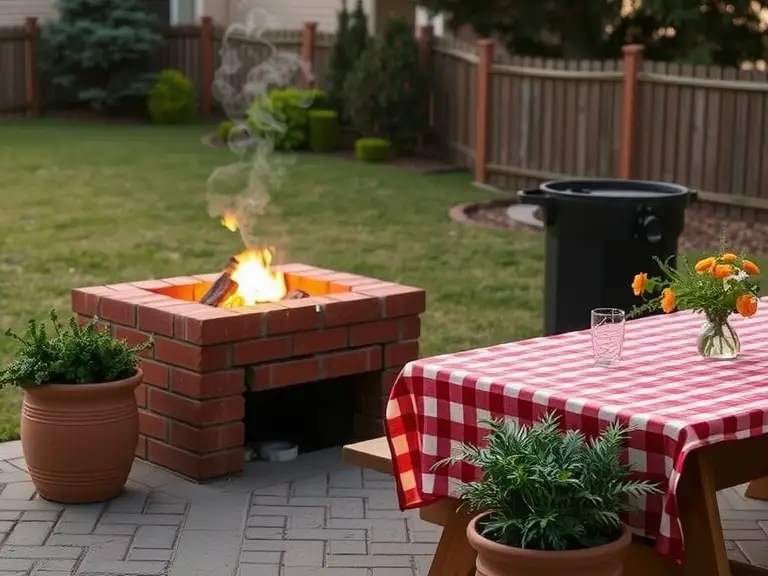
left=697, top=318, right=740, bottom=360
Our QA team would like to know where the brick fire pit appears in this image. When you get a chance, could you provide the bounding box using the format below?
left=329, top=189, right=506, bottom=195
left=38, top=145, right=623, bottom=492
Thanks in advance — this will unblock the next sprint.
left=71, top=264, right=424, bottom=481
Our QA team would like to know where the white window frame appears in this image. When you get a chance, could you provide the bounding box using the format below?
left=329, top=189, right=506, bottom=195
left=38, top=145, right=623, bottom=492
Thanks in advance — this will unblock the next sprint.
left=170, top=0, right=204, bottom=25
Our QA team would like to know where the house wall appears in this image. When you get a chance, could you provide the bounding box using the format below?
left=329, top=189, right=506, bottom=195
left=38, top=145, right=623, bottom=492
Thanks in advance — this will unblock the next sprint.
left=0, top=0, right=57, bottom=26
left=223, top=0, right=375, bottom=32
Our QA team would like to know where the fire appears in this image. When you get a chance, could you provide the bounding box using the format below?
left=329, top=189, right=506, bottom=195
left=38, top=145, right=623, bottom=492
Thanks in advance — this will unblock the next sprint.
left=221, top=210, right=239, bottom=232
left=222, top=249, right=287, bottom=306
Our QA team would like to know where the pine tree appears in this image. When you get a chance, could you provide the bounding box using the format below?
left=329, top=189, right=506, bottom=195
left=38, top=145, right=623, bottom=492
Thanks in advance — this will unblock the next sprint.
left=347, top=0, right=370, bottom=63
left=327, top=0, right=351, bottom=116
left=345, top=17, right=426, bottom=152
left=41, top=0, right=163, bottom=110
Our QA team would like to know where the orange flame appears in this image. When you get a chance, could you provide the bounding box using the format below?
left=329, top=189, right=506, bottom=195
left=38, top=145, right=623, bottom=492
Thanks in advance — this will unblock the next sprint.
left=221, top=210, right=239, bottom=232
left=216, top=211, right=286, bottom=305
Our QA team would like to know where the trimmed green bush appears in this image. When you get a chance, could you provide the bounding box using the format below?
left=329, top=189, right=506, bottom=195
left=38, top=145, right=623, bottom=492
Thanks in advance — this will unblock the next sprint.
left=218, top=120, right=235, bottom=142
left=248, top=88, right=329, bottom=151
left=147, top=69, right=197, bottom=124
left=355, top=137, right=391, bottom=162
left=308, top=110, right=340, bottom=152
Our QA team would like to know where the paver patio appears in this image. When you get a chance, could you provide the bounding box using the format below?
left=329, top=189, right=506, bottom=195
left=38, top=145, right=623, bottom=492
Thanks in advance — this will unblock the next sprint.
left=0, top=440, right=766, bottom=575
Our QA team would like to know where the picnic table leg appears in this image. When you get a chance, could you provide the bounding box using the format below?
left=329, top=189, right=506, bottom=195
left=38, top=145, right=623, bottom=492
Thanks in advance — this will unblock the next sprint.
left=677, top=450, right=732, bottom=576
left=744, top=478, right=768, bottom=500
left=423, top=500, right=476, bottom=576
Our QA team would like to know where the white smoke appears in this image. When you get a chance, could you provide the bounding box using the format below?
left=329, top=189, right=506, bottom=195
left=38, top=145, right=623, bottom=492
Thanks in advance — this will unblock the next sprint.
left=206, top=2, right=315, bottom=248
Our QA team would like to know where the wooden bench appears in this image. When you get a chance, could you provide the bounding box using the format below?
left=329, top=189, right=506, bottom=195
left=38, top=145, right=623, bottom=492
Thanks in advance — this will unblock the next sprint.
left=342, top=437, right=768, bottom=576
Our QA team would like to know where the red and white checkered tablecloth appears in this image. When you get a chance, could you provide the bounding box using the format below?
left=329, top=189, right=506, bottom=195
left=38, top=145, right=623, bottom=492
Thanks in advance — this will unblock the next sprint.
left=385, top=306, right=768, bottom=564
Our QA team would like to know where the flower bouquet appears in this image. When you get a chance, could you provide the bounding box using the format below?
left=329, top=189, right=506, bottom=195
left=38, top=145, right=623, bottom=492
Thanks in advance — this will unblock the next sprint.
left=630, top=243, right=760, bottom=359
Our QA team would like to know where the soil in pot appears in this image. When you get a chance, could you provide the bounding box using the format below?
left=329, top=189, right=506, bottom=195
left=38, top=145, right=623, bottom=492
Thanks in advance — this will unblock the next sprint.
left=467, top=513, right=632, bottom=576
left=20, top=370, right=142, bottom=504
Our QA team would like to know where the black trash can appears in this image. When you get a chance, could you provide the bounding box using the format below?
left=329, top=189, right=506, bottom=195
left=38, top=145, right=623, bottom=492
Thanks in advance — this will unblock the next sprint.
left=518, top=179, right=696, bottom=336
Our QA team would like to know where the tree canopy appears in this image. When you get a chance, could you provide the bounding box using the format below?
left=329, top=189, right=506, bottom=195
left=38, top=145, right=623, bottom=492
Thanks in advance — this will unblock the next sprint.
left=416, top=0, right=768, bottom=65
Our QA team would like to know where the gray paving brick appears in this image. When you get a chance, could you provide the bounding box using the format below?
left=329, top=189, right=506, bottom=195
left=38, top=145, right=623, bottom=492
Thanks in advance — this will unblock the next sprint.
left=33, top=558, right=77, bottom=572
left=0, top=546, right=82, bottom=559
left=288, top=528, right=366, bottom=541
left=328, top=554, right=413, bottom=568
left=0, top=520, right=15, bottom=532
left=371, top=543, right=436, bottom=556
left=723, top=530, right=768, bottom=541
left=129, top=548, right=174, bottom=561
left=0, top=473, right=31, bottom=485
left=5, top=522, right=54, bottom=546
left=409, top=530, right=440, bottom=543
left=168, top=530, right=242, bottom=576
left=60, top=504, right=104, bottom=523
left=55, top=521, right=95, bottom=534
left=106, top=488, right=150, bottom=513
left=99, top=513, right=184, bottom=525
left=737, top=541, right=768, bottom=567
left=0, top=571, right=28, bottom=576
left=291, top=478, right=327, bottom=497
left=372, top=570, right=415, bottom=576
left=329, top=540, right=367, bottom=555
left=0, top=512, right=20, bottom=521
left=0, top=500, right=64, bottom=512
left=330, top=499, right=365, bottom=519
left=244, top=527, right=283, bottom=539
left=133, top=525, right=178, bottom=549
left=21, top=511, right=58, bottom=522
left=0, top=482, right=36, bottom=500
left=238, top=563, right=280, bottom=576
left=241, top=540, right=324, bottom=567
left=94, top=523, right=138, bottom=536
left=329, top=469, right=363, bottom=489
left=76, top=537, right=132, bottom=563
left=252, top=495, right=289, bottom=506
left=77, top=560, right=168, bottom=574
left=0, top=560, right=33, bottom=572
left=145, top=502, right=186, bottom=515
left=250, top=506, right=326, bottom=528
left=284, top=570, right=367, bottom=576
left=238, top=551, right=282, bottom=563
left=246, top=515, right=286, bottom=528
left=185, top=495, right=247, bottom=531
left=252, top=484, right=290, bottom=497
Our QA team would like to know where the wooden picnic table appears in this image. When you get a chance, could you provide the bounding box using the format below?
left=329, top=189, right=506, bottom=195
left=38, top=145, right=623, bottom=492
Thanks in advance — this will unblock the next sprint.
left=378, top=307, right=768, bottom=576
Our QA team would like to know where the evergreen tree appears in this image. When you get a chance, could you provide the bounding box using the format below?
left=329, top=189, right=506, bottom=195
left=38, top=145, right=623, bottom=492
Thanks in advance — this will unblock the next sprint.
left=345, top=17, right=426, bottom=152
left=347, top=0, right=370, bottom=63
left=327, top=0, right=351, bottom=116
left=41, top=0, right=163, bottom=110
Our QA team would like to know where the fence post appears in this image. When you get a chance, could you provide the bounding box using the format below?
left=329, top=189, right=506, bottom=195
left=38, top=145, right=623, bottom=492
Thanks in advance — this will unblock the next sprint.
left=24, top=17, right=40, bottom=117
left=619, top=44, right=644, bottom=179
left=474, top=39, right=494, bottom=184
left=199, top=16, right=213, bottom=117
left=417, top=24, right=434, bottom=152
left=301, top=22, right=317, bottom=89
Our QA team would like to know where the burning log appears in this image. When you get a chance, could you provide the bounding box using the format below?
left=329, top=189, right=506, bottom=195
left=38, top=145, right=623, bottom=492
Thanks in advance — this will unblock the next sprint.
left=283, top=289, right=309, bottom=300
left=200, top=257, right=240, bottom=307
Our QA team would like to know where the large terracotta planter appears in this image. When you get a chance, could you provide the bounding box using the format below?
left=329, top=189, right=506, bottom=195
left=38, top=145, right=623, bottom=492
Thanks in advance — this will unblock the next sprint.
left=20, top=370, right=142, bottom=504
left=467, top=512, right=632, bottom=576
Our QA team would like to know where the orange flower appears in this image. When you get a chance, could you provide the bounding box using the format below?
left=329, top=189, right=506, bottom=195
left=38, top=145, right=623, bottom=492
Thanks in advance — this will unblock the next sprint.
left=695, top=257, right=716, bottom=274
left=713, top=264, right=734, bottom=279
left=660, top=288, right=676, bottom=313
left=632, top=273, right=647, bottom=296
left=742, top=259, right=761, bottom=276
left=721, top=253, right=738, bottom=263
left=736, top=294, right=758, bottom=318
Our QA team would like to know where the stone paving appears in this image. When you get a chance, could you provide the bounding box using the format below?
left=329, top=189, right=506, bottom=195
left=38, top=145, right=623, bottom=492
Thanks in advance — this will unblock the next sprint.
left=0, top=439, right=768, bottom=575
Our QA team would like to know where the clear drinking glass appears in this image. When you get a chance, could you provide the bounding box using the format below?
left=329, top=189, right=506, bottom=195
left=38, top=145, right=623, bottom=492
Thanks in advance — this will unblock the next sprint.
left=591, top=308, right=626, bottom=367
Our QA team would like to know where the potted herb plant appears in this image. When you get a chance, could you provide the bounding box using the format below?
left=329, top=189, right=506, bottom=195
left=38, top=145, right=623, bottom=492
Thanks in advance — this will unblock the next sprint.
left=0, top=311, right=152, bottom=504
left=438, top=413, right=659, bottom=576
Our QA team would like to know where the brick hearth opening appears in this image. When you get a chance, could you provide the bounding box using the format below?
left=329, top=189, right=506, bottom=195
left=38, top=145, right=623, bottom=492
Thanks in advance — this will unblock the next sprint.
left=71, top=264, right=424, bottom=481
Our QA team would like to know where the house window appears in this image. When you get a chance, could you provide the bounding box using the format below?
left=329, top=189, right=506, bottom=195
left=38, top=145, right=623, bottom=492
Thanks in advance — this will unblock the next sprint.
left=170, top=0, right=203, bottom=25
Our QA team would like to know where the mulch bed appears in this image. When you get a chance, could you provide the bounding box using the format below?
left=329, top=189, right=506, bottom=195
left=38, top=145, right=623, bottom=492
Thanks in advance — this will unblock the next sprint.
left=460, top=199, right=768, bottom=254
left=203, top=133, right=462, bottom=175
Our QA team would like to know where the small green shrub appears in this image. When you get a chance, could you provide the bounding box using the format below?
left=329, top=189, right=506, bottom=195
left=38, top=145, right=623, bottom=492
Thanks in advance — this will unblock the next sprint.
left=308, top=110, right=340, bottom=152
left=248, top=88, right=329, bottom=151
left=0, top=310, right=153, bottom=388
left=147, top=69, right=197, bottom=124
left=218, top=120, right=236, bottom=142
left=355, top=137, right=391, bottom=162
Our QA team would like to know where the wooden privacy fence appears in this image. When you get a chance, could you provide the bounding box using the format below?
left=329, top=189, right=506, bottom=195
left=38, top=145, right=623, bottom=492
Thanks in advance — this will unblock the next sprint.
left=430, top=34, right=768, bottom=216
left=3, top=16, right=768, bottom=214
left=0, top=17, right=332, bottom=116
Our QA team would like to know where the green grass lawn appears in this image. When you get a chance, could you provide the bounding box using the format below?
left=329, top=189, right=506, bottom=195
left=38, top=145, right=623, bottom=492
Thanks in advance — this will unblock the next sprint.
left=0, top=120, right=545, bottom=442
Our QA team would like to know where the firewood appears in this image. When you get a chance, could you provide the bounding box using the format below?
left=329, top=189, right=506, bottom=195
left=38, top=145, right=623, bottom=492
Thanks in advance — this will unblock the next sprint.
left=200, top=257, right=240, bottom=307
left=283, top=289, right=310, bottom=300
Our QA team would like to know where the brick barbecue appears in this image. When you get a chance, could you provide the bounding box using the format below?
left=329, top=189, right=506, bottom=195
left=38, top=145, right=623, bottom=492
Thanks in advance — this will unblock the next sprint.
left=71, top=264, right=424, bottom=481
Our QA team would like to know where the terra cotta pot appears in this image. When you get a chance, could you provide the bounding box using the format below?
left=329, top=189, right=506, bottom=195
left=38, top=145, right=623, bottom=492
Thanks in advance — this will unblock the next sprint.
left=467, top=512, right=632, bottom=576
left=20, top=370, right=142, bottom=504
